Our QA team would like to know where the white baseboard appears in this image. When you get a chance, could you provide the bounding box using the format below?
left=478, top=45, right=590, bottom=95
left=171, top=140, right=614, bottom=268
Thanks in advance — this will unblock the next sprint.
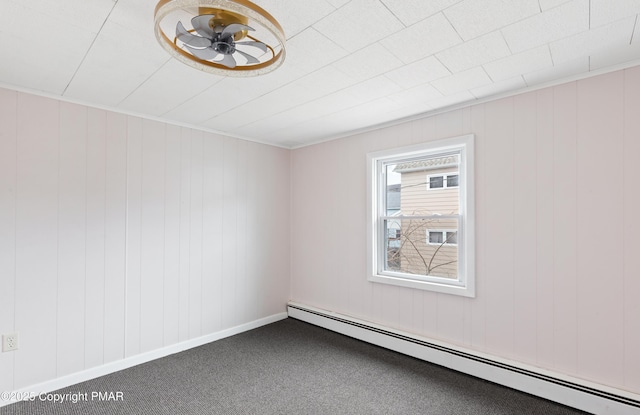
left=287, top=302, right=640, bottom=415
left=1, top=312, right=288, bottom=408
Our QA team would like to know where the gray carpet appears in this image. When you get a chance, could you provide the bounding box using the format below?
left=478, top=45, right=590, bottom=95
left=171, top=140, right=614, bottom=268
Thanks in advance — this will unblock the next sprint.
left=1, top=318, right=588, bottom=414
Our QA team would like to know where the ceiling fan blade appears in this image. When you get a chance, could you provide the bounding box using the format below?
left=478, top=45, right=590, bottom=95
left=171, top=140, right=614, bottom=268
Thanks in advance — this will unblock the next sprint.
left=219, top=53, right=237, bottom=68
left=185, top=45, right=220, bottom=61
left=176, top=21, right=212, bottom=48
left=234, top=49, right=260, bottom=65
left=221, top=23, right=254, bottom=37
left=236, top=40, right=268, bottom=53
left=191, top=14, right=215, bottom=37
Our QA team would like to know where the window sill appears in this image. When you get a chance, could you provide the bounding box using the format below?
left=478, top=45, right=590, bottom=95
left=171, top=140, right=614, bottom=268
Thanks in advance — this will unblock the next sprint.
left=368, top=273, right=475, bottom=297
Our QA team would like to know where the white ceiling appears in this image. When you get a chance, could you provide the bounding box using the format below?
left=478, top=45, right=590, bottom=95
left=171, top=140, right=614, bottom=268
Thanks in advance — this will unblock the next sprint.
left=1, top=0, right=640, bottom=148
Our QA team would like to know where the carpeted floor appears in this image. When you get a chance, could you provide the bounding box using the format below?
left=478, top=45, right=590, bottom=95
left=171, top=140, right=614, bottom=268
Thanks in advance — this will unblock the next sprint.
left=1, top=318, right=588, bottom=414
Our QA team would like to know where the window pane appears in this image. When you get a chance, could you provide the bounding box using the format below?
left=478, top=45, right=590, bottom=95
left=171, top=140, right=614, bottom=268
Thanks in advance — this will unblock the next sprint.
left=428, top=231, right=443, bottom=244
left=447, top=174, right=459, bottom=187
left=384, top=220, right=402, bottom=271
left=446, top=231, right=457, bottom=245
left=385, top=164, right=401, bottom=215
left=429, top=176, right=444, bottom=189
left=385, top=218, right=459, bottom=279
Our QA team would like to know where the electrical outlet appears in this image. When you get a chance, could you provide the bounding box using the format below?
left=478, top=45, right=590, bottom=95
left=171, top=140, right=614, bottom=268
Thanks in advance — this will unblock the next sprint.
left=2, top=333, right=18, bottom=352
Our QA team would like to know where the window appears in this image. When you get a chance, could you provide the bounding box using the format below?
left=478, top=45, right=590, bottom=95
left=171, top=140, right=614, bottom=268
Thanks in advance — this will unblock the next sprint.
left=427, top=173, right=459, bottom=189
left=366, top=134, right=475, bottom=297
left=428, top=230, right=458, bottom=246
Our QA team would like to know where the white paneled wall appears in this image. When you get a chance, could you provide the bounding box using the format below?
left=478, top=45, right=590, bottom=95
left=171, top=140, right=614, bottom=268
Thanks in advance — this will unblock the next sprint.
left=290, top=66, right=640, bottom=395
left=0, top=88, right=290, bottom=392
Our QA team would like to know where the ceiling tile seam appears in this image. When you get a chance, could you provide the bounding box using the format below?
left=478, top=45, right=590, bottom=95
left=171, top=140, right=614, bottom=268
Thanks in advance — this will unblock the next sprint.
left=378, top=0, right=407, bottom=28
left=379, top=0, right=466, bottom=28
left=499, top=29, right=514, bottom=55
left=588, top=0, right=591, bottom=29
left=440, top=11, right=464, bottom=45
left=115, top=58, right=173, bottom=107
left=481, top=66, right=495, bottom=84
left=501, top=24, right=610, bottom=64
left=443, top=5, right=547, bottom=44
left=61, top=0, right=120, bottom=96
left=309, top=0, right=354, bottom=31
left=282, top=1, right=344, bottom=41
left=376, top=11, right=464, bottom=66
left=433, top=54, right=454, bottom=77
left=158, top=74, right=226, bottom=118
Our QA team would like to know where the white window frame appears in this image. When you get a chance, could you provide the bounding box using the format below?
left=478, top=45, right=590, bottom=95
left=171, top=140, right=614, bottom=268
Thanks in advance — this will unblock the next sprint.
left=427, top=172, right=459, bottom=189
left=366, top=134, right=475, bottom=297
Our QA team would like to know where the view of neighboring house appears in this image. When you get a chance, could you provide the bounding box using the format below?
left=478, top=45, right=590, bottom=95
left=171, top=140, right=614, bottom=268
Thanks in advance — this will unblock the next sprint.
left=387, top=154, right=460, bottom=279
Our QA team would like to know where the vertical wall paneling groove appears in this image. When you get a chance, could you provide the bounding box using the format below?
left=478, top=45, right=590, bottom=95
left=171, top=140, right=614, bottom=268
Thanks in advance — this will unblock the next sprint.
left=14, top=94, right=59, bottom=388
left=139, top=120, right=166, bottom=353
left=345, top=136, right=368, bottom=323
left=221, top=137, right=238, bottom=327
left=333, top=139, right=352, bottom=317
left=623, top=66, right=640, bottom=392
left=249, top=142, right=262, bottom=321
left=0, top=89, right=17, bottom=393
left=235, top=140, right=248, bottom=327
left=323, top=140, right=343, bottom=316
left=552, top=81, right=578, bottom=376
left=201, top=133, right=223, bottom=333
left=482, top=98, right=515, bottom=359
left=468, top=104, right=486, bottom=352
left=104, top=112, right=127, bottom=364
left=188, top=131, right=204, bottom=338
left=178, top=127, right=191, bottom=342
left=124, top=116, right=143, bottom=358
left=511, top=92, right=537, bottom=364
left=163, top=124, right=182, bottom=346
left=290, top=67, right=640, bottom=395
left=535, top=88, right=556, bottom=368
left=57, top=102, right=88, bottom=377
left=576, top=72, right=625, bottom=387
left=244, top=142, right=258, bottom=323
left=85, top=108, right=108, bottom=369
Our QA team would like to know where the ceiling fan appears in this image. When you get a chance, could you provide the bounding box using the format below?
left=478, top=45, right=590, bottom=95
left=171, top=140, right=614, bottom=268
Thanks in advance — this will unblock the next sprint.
left=154, top=0, right=286, bottom=76
left=175, top=13, right=268, bottom=69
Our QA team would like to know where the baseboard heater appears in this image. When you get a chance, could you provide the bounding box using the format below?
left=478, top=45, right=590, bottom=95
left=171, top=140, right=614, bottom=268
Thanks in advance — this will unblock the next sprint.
left=287, top=302, right=640, bottom=415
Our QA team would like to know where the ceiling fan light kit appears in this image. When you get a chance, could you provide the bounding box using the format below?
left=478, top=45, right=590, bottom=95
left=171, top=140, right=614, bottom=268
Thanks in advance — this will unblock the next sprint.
left=154, top=0, right=286, bottom=76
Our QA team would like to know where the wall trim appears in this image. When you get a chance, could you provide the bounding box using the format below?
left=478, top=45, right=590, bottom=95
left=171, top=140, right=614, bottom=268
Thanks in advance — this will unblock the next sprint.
left=0, top=312, right=288, bottom=408
left=287, top=302, right=640, bottom=415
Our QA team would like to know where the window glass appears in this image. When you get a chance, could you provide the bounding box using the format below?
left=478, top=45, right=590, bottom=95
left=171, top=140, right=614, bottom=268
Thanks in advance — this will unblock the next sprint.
left=429, top=176, right=444, bottom=188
